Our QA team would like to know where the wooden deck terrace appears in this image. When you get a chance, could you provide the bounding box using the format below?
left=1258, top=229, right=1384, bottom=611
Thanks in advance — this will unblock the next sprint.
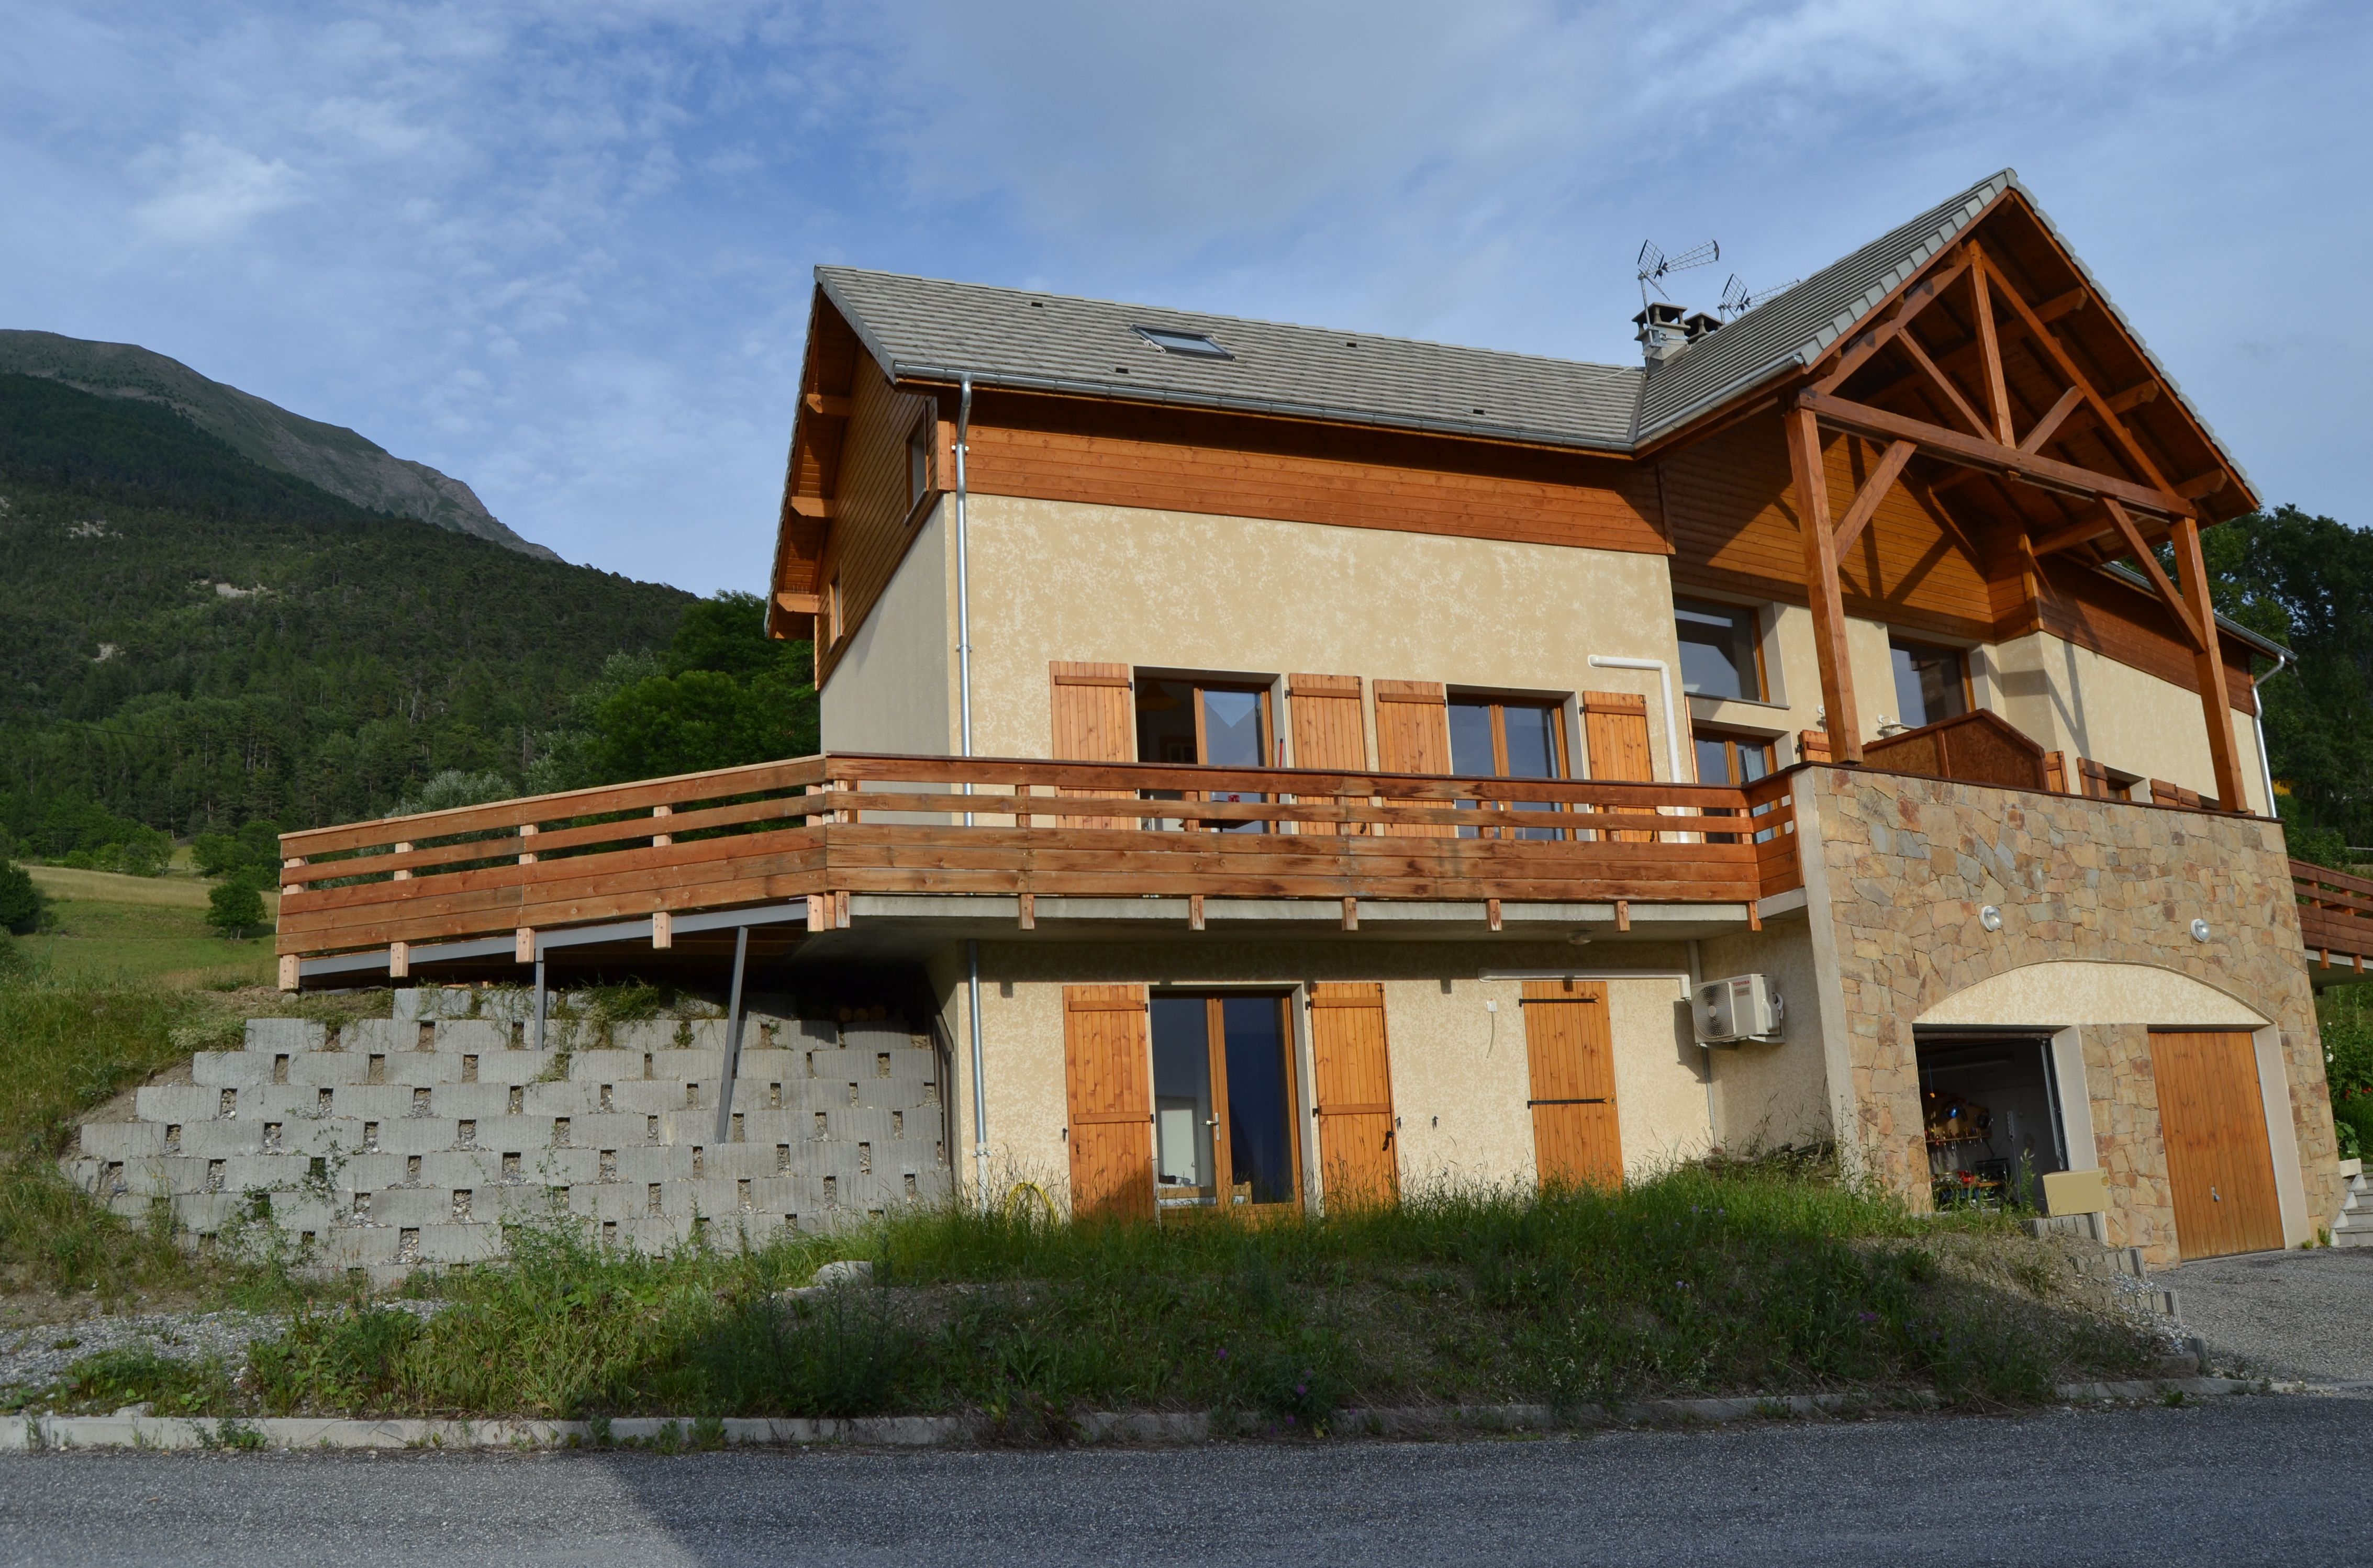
left=273, top=753, right=1804, bottom=989
left=2293, top=861, right=2373, bottom=980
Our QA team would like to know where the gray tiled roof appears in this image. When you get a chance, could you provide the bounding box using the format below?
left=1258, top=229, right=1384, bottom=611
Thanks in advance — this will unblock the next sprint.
left=1631, top=172, right=2013, bottom=442
left=815, top=169, right=2238, bottom=482
left=816, top=267, right=1644, bottom=452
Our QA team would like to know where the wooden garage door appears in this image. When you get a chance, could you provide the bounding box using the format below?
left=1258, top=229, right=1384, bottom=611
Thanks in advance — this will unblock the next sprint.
left=1309, top=983, right=1398, bottom=1208
left=2149, top=1030, right=2284, bottom=1259
left=1064, top=985, right=1154, bottom=1219
left=1521, top=979, right=1623, bottom=1188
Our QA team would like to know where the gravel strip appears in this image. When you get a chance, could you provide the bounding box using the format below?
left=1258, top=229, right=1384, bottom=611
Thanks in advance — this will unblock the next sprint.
left=2165, top=1246, right=2373, bottom=1383
left=0, top=1299, right=443, bottom=1402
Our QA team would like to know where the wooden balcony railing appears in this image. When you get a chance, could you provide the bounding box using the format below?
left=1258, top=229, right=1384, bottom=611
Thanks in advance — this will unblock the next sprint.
left=2294, top=859, right=2373, bottom=973
left=276, top=753, right=1805, bottom=970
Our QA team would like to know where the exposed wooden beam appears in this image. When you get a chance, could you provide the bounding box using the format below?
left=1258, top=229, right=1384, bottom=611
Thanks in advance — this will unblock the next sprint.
left=1812, top=257, right=1973, bottom=395
left=2176, top=470, right=2230, bottom=500
left=1832, top=440, right=1918, bottom=556
left=1795, top=389, right=2193, bottom=520
left=1967, top=253, right=2015, bottom=445
left=2171, top=515, right=2251, bottom=810
left=2018, top=385, right=2086, bottom=455
left=1894, top=332, right=1992, bottom=439
left=1978, top=254, right=2186, bottom=502
left=787, top=495, right=835, bottom=520
left=2102, top=498, right=2204, bottom=651
left=804, top=393, right=853, bottom=418
left=1784, top=406, right=1861, bottom=764
left=774, top=591, right=821, bottom=616
left=2035, top=288, right=2089, bottom=323
left=2029, top=506, right=2115, bottom=558
left=2105, top=382, right=2160, bottom=414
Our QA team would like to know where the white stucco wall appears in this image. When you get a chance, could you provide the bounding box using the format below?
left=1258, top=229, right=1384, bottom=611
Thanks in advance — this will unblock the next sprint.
left=1992, top=629, right=2269, bottom=814
left=818, top=502, right=955, bottom=755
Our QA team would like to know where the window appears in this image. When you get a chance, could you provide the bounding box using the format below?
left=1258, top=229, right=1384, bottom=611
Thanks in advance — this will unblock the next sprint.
left=825, top=574, right=843, bottom=647
left=1694, top=730, right=1777, bottom=844
left=1889, top=640, right=1970, bottom=729
left=1674, top=599, right=1765, bottom=701
left=1132, top=326, right=1232, bottom=359
left=1135, top=676, right=1274, bottom=831
left=1693, top=731, right=1775, bottom=787
left=906, top=418, right=933, bottom=510
left=1447, top=695, right=1567, bottom=839
left=1152, top=994, right=1301, bottom=1211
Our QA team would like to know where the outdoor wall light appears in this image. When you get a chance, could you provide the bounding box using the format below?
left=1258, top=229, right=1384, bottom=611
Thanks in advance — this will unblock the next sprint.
left=1979, top=905, right=2003, bottom=932
left=2190, top=918, right=2212, bottom=943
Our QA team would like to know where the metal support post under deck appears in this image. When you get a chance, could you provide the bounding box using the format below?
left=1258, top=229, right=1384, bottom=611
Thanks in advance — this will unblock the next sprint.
left=712, top=925, right=750, bottom=1147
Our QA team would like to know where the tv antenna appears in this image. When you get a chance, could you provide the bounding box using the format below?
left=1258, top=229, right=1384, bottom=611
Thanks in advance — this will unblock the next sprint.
left=1718, top=273, right=1800, bottom=321
left=1636, top=238, right=1720, bottom=307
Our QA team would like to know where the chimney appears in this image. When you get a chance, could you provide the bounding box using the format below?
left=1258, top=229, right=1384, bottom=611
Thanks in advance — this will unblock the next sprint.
left=1632, top=303, right=1687, bottom=364
left=1682, top=311, right=1722, bottom=343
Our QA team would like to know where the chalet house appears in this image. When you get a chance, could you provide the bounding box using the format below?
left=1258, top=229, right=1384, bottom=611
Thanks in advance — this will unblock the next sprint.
left=229, top=170, right=2361, bottom=1275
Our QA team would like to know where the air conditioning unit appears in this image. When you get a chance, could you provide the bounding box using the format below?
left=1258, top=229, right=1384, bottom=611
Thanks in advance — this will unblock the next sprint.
left=1694, top=974, right=1782, bottom=1046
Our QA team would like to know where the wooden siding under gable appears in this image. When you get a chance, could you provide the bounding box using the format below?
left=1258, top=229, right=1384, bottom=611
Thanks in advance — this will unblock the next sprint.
left=963, top=391, right=1670, bottom=557
left=814, top=351, right=941, bottom=687
left=1662, top=409, right=1995, bottom=640
left=1661, top=408, right=2259, bottom=713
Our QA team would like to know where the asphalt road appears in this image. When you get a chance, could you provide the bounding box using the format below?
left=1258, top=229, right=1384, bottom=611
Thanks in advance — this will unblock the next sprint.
left=5, top=1397, right=2367, bottom=1567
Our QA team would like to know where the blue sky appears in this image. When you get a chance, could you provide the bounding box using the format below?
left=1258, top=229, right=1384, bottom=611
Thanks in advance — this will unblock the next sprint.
left=3, top=1, right=2365, bottom=594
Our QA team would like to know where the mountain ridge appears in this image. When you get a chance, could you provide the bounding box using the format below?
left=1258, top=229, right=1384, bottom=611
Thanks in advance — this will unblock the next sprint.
left=0, top=329, right=559, bottom=561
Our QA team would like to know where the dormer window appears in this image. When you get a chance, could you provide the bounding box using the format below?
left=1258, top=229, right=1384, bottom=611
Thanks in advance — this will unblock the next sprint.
left=1132, top=326, right=1231, bottom=359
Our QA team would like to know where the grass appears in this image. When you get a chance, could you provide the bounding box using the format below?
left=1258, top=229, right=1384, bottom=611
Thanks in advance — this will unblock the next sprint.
left=190, top=1163, right=2154, bottom=1430
left=0, top=959, right=380, bottom=1305
left=17, top=878, right=278, bottom=988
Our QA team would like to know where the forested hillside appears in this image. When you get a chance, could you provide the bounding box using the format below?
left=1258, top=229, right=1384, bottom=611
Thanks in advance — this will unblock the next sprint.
left=2202, top=505, right=2373, bottom=866
left=0, top=371, right=814, bottom=859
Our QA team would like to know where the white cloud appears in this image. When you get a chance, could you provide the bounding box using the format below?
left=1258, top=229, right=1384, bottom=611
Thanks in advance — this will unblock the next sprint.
left=129, top=131, right=304, bottom=242
left=0, top=0, right=2358, bottom=595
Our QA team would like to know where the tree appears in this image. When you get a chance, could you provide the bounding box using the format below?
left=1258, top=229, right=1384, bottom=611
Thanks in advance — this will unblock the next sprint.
left=0, top=860, right=42, bottom=935
left=206, top=879, right=267, bottom=939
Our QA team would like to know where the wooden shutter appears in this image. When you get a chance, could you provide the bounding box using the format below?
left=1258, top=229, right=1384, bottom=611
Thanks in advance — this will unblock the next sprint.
left=2148, top=1030, right=2284, bottom=1259
left=1520, top=979, right=1622, bottom=1189
left=1050, top=662, right=1135, bottom=829
left=1288, top=674, right=1367, bottom=836
left=1374, top=680, right=1453, bottom=838
left=1582, top=691, right=1655, bottom=843
left=1309, top=983, right=1398, bottom=1208
left=1063, top=985, right=1154, bottom=1220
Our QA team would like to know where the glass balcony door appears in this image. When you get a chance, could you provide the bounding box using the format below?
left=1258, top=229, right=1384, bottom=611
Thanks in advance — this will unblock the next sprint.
left=1448, top=697, right=1569, bottom=838
left=1135, top=678, right=1274, bottom=832
left=1151, top=994, right=1302, bottom=1214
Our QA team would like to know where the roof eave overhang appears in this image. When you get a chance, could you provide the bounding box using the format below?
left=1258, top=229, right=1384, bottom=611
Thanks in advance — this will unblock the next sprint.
left=882, top=360, right=1641, bottom=458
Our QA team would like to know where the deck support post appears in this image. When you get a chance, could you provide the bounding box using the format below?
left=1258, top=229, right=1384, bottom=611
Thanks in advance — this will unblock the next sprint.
left=712, top=925, right=749, bottom=1147
left=2171, top=516, right=2251, bottom=810
left=1784, top=404, right=1862, bottom=763
left=532, top=953, right=548, bottom=1052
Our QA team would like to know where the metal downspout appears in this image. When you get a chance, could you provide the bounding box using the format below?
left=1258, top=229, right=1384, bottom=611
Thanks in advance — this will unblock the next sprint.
left=1586, top=655, right=1689, bottom=780
left=953, top=377, right=990, bottom=1200
left=2252, top=645, right=2290, bottom=819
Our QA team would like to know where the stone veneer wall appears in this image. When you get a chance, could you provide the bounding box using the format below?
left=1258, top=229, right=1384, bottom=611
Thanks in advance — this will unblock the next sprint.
left=1799, top=766, right=2342, bottom=1263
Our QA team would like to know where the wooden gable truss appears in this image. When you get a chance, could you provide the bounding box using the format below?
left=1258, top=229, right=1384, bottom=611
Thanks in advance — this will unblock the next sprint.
left=1774, top=191, right=2259, bottom=809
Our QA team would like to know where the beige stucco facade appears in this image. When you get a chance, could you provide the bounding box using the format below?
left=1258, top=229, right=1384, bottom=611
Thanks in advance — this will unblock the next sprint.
left=1994, top=629, right=2270, bottom=814
left=928, top=937, right=1726, bottom=1212
left=830, top=492, right=2331, bottom=1259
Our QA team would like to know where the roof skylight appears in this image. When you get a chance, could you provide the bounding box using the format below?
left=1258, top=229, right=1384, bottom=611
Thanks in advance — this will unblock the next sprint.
left=1132, top=326, right=1231, bottom=359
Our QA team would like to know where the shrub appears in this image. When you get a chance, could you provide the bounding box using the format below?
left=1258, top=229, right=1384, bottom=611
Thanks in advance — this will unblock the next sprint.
left=0, top=861, right=41, bottom=935
left=206, top=880, right=268, bottom=938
